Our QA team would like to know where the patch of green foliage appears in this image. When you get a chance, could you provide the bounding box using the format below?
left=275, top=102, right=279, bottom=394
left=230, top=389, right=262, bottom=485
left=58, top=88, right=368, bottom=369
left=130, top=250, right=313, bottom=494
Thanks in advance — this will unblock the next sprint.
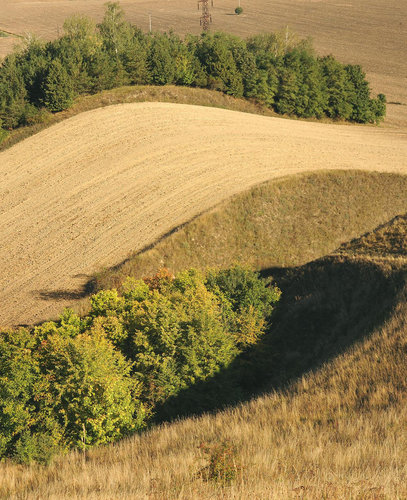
left=0, top=266, right=280, bottom=464
left=235, top=7, right=243, bottom=15
left=0, top=118, right=8, bottom=143
left=0, top=2, right=386, bottom=138
left=199, top=440, right=241, bottom=483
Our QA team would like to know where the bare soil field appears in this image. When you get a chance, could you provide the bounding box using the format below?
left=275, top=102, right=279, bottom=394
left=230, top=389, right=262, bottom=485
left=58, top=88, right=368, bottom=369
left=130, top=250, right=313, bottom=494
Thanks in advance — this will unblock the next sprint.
left=0, top=0, right=406, bottom=127
left=1, top=102, right=407, bottom=326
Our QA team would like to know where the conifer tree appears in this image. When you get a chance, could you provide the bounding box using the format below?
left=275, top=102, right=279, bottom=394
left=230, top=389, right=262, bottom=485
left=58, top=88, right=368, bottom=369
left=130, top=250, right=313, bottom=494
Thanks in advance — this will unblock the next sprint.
left=0, top=55, right=28, bottom=128
left=43, top=59, right=75, bottom=112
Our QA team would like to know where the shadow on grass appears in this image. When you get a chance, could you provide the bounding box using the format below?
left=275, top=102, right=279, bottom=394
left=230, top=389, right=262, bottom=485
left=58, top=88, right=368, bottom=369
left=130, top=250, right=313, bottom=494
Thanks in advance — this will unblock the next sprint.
left=154, top=255, right=406, bottom=423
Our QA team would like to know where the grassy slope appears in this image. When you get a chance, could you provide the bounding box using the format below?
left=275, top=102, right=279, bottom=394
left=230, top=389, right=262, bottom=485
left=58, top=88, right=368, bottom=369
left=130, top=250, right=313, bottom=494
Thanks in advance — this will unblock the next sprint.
left=0, top=85, right=277, bottom=152
left=2, top=193, right=407, bottom=499
left=94, top=170, right=407, bottom=291
left=338, top=214, right=407, bottom=260
left=1, top=82, right=371, bottom=154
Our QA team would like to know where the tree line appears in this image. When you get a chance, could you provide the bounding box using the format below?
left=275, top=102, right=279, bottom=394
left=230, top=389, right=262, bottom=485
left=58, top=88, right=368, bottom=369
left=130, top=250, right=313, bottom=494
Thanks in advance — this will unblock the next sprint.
left=0, top=266, right=280, bottom=464
left=0, top=2, right=385, bottom=134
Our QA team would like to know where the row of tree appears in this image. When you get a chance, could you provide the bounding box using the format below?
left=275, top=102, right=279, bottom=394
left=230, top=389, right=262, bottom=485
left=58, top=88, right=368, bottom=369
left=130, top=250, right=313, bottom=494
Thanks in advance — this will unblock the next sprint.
left=0, top=267, right=280, bottom=464
left=0, top=2, right=385, bottom=132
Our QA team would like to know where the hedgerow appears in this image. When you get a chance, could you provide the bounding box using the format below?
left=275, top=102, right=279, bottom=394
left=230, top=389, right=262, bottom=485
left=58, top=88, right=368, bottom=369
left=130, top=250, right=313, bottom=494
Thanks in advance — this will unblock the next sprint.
left=0, top=266, right=280, bottom=464
left=0, top=2, right=385, bottom=138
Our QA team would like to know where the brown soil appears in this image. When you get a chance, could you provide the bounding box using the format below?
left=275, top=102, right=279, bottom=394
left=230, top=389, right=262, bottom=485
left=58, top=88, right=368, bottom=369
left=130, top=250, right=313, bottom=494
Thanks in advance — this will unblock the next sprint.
left=1, top=102, right=406, bottom=326
left=0, top=0, right=406, bottom=128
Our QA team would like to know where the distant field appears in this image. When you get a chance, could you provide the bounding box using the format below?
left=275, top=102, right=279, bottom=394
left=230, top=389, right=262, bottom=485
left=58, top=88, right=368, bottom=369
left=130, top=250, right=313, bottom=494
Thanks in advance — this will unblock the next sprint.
left=1, top=102, right=407, bottom=327
left=0, top=0, right=406, bottom=128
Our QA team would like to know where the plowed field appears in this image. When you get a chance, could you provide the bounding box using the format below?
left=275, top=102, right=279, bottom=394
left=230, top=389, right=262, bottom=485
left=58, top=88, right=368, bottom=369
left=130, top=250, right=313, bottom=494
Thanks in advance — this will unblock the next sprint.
left=1, top=102, right=407, bottom=326
left=0, top=0, right=406, bottom=127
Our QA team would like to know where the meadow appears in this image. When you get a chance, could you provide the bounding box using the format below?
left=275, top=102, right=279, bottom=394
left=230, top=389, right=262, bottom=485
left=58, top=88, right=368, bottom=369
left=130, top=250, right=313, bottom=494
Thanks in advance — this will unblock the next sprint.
left=1, top=194, right=406, bottom=499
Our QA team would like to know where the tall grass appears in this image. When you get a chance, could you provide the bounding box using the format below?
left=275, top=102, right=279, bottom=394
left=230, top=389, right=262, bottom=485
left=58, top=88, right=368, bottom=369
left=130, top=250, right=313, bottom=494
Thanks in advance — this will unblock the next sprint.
left=94, top=170, right=407, bottom=291
left=1, top=193, right=407, bottom=499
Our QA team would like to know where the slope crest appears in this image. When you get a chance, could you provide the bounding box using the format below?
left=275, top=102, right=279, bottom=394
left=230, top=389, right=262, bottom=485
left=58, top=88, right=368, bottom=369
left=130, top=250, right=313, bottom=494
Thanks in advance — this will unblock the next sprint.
left=1, top=102, right=407, bottom=326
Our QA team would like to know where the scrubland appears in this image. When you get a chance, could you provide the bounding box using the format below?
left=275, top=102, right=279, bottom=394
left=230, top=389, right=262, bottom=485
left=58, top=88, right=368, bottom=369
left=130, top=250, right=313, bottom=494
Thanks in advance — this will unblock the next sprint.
left=1, top=205, right=406, bottom=499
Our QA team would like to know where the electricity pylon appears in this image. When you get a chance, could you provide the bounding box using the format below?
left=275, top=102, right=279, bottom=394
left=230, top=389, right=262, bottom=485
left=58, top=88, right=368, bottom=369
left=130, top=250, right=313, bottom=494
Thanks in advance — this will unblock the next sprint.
left=198, top=0, right=213, bottom=31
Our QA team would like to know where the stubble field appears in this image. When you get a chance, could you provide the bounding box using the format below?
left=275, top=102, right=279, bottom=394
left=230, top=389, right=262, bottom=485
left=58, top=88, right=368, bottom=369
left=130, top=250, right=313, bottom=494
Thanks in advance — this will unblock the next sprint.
left=1, top=2, right=407, bottom=497
left=0, top=0, right=406, bottom=126
left=1, top=102, right=407, bottom=326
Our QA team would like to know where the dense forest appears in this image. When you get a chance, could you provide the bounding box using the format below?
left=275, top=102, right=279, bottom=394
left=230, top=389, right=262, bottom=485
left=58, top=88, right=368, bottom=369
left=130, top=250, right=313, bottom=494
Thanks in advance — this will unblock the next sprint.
left=0, top=2, right=386, bottom=136
left=0, top=267, right=280, bottom=464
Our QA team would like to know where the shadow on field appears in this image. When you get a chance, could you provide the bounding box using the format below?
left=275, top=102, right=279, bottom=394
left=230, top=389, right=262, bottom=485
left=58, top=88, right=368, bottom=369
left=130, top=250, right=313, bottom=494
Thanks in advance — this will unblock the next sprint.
left=35, top=277, right=95, bottom=302
left=155, top=255, right=406, bottom=423
left=36, top=289, right=87, bottom=301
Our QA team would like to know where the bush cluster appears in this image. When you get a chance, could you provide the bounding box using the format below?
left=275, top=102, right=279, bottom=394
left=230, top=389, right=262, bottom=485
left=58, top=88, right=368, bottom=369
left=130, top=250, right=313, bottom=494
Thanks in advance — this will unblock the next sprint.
left=0, top=266, right=280, bottom=464
left=0, top=2, right=385, bottom=135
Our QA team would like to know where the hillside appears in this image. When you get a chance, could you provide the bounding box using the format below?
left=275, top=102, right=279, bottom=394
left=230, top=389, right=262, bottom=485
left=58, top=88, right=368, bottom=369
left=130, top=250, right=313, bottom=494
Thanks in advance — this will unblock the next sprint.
left=0, top=0, right=405, bottom=130
left=1, top=102, right=407, bottom=326
left=95, top=170, right=407, bottom=291
left=1, top=209, right=406, bottom=499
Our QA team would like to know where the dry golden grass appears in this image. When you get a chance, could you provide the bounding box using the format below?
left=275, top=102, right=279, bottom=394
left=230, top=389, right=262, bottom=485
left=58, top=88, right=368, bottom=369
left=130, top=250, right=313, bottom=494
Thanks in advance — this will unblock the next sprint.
left=95, top=170, right=407, bottom=290
left=338, top=214, right=407, bottom=260
left=1, top=190, right=407, bottom=499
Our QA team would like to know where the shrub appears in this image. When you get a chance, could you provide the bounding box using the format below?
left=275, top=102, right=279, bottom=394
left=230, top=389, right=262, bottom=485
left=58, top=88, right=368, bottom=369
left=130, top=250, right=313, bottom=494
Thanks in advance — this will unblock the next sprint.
left=0, top=325, right=145, bottom=463
left=0, top=266, right=279, bottom=463
left=235, top=7, right=243, bottom=15
left=122, top=270, right=239, bottom=406
left=205, top=265, right=281, bottom=347
left=36, top=332, right=144, bottom=448
left=0, top=328, right=43, bottom=461
left=199, top=440, right=241, bottom=483
left=13, top=431, right=61, bottom=465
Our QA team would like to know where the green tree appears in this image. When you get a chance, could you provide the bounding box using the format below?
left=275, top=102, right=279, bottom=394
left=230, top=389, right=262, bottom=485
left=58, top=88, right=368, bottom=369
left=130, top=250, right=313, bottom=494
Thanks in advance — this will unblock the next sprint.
left=36, top=331, right=143, bottom=448
left=98, top=2, right=143, bottom=86
left=0, top=329, right=41, bottom=460
left=276, top=49, right=326, bottom=118
left=15, top=36, right=48, bottom=106
left=344, top=64, right=386, bottom=123
left=0, top=54, right=29, bottom=128
left=196, top=33, right=244, bottom=97
left=43, top=59, right=75, bottom=112
left=319, top=55, right=353, bottom=119
left=371, top=93, right=386, bottom=123
left=56, top=15, right=101, bottom=94
left=147, top=34, right=175, bottom=85
left=98, top=2, right=132, bottom=57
